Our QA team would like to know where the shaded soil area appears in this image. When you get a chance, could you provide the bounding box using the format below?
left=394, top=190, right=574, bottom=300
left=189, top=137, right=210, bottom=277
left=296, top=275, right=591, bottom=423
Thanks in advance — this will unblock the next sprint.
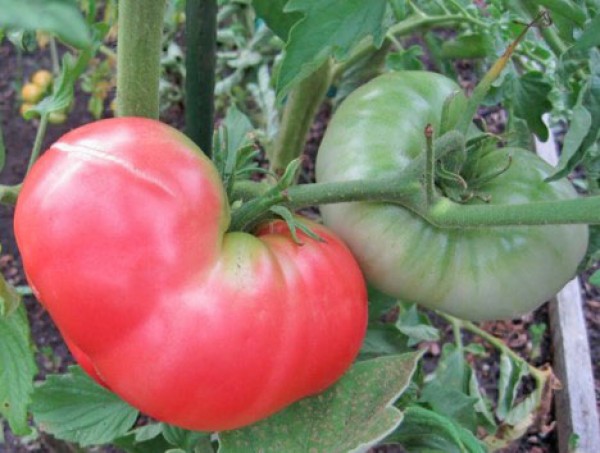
left=1, top=41, right=598, bottom=453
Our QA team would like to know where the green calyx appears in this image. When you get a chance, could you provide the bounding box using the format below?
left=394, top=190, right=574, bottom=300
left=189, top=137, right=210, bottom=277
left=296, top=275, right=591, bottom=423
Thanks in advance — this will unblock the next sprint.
left=428, top=129, right=512, bottom=204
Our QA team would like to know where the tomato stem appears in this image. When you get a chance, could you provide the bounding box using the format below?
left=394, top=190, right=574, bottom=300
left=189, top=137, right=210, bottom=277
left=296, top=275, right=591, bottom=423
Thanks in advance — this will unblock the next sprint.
left=456, top=11, right=547, bottom=134
left=116, top=0, right=165, bottom=118
left=269, top=60, right=332, bottom=176
left=425, top=196, right=600, bottom=227
left=443, top=313, right=548, bottom=382
left=27, top=113, right=49, bottom=174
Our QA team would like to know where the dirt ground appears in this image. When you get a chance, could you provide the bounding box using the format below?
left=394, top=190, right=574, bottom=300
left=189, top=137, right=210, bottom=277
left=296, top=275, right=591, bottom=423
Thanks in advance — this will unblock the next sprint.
left=1, top=41, right=598, bottom=453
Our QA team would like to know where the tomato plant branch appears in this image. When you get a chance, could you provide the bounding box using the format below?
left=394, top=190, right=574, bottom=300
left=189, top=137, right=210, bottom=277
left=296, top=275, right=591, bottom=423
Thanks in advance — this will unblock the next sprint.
left=230, top=175, right=425, bottom=232
left=185, top=0, right=217, bottom=157
left=116, top=0, right=165, bottom=118
left=424, top=196, right=600, bottom=228
left=517, top=1, right=568, bottom=57
left=269, top=60, right=333, bottom=176
left=444, top=314, right=547, bottom=381
left=27, top=114, right=49, bottom=174
left=456, top=11, right=545, bottom=134
left=334, top=13, right=485, bottom=79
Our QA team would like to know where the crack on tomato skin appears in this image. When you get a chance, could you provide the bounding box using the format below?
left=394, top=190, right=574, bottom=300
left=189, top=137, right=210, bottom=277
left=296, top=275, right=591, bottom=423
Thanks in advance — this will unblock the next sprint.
left=51, top=141, right=177, bottom=198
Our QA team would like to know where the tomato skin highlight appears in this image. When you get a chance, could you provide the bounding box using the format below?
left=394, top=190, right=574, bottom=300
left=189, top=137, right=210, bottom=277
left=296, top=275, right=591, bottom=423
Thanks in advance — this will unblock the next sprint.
left=14, top=117, right=368, bottom=431
left=316, top=71, right=588, bottom=321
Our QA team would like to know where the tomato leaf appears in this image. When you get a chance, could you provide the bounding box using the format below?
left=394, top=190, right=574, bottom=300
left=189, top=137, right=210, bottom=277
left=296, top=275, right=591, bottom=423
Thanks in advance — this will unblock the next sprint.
left=418, top=343, right=497, bottom=435
left=546, top=103, right=592, bottom=181
left=360, top=326, right=412, bottom=359
left=0, top=0, right=92, bottom=49
left=162, top=424, right=213, bottom=453
left=395, top=304, right=440, bottom=347
left=495, top=353, right=528, bottom=421
left=252, top=0, right=302, bottom=42
left=571, top=13, right=600, bottom=52
left=389, top=405, right=487, bottom=453
left=0, top=304, right=36, bottom=435
left=511, top=71, right=553, bottom=141
left=533, top=0, right=587, bottom=26
left=27, top=51, right=92, bottom=119
left=0, top=273, right=21, bottom=317
left=276, top=0, right=388, bottom=100
left=218, top=352, right=422, bottom=452
left=589, top=270, right=600, bottom=287
left=31, top=366, right=139, bottom=446
left=441, top=33, right=494, bottom=59
left=113, top=424, right=173, bottom=453
left=386, top=45, right=425, bottom=71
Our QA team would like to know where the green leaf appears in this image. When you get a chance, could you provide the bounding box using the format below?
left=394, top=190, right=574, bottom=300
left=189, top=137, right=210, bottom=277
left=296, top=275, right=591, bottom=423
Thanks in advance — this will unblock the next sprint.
left=276, top=0, right=387, bottom=99
left=511, top=71, right=553, bottom=141
left=386, top=45, right=425, bottom=71
left=418, top=344, right=490, bottom=433
left=222, top=107, right=254, bottom=156
left=420, top=383, right=479, bottom=433
left=366, top=285, right=397, bottom=323
left=0, top=0, right=92, bottom=49
left=441, top=33, right=494, bottom=59
left=252, top=0, right=302, bottom=42
left=360, top=325, right=411, bottom=359
left=390, top=406, right=487, bottom=453
left=580, top=57, right=600, bottom=155
left=114, top=424, right=172, bottom=453
left=131, top=423, right=164, bottom=443
left=395, top=304, right=439, bottom=347
left=495, top=353, right=528, bottom=421
left=31, top=366, right=139, bottom=446
left=0, top=274, right=21, bottom=317
left=6, top=29, right=37, bottom=52
left=468, top=368, right=497, bottom=435
left=219, top=353, right=422, bottom=453
left=432, top=344, right=468, bottom=391
left=0, top=304, right=36, bottom=435
left=590, top=269, right=600, bottom=287
left=162, top=424, right=212, bottom=452
left=546, top=103, right=592, bottom=181
left=28, top=51, right=92, bottom=119
left=571, top=13, right=600, bottom=52
left=440, top=91, right=468, bottom=135
left=534, top=0, right=587, bottom=26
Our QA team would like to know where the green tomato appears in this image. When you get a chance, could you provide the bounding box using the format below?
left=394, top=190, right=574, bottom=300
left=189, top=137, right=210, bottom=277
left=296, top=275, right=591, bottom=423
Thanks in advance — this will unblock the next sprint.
left=316, top=71, right=588, bottom=321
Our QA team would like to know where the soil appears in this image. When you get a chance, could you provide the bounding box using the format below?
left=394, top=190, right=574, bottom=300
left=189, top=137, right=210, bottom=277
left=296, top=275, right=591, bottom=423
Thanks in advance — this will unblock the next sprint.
left=1, top=41, right=598, bottom=453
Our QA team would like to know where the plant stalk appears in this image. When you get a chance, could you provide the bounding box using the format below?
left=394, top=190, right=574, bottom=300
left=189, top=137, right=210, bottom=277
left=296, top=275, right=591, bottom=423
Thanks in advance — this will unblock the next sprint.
left=230, top=173, right=600, bottom=232
left=268, top=60, right=333, bottom=175
left=26, top=114, right=49, bottom=174
left=517, top=1, right=569, bottom=56
left=425, top=196, right=600, bottom=228
left=334, top=13, right=486, bottom=78
left=185, top=0, right=218, bottom=157
left=230, top=176, right=425, bottom=232
left=116, top=0, right=166, bottom=118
